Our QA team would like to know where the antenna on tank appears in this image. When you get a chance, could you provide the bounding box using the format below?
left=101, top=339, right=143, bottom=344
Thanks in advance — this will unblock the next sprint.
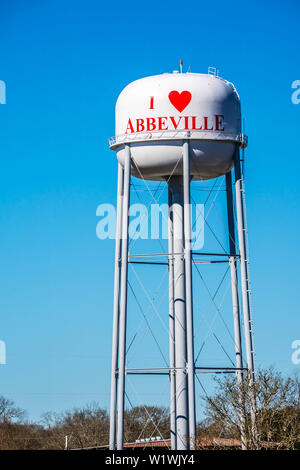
left=180, top=59, right=183, bottom=73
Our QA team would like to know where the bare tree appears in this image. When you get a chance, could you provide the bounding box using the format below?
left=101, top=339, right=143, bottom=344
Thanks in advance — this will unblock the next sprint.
left=201, top=368, right=300, bottom=450
left=40, top=403, right=109, bottom=449
left=0, top=396, right=25, bottom=423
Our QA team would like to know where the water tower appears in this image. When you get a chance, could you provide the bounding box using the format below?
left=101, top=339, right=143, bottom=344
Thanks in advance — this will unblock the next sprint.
left=108, top=69, right=256, bottom=450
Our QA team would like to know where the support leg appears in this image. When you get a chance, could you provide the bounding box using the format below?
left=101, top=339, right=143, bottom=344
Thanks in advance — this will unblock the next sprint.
left=226, top=170, right=246, bottom=450
left=233, top=148, right=258, bottom=449
left=116, top=145, right=131, bottom=450
left=109, top=163, right=124, bottom=450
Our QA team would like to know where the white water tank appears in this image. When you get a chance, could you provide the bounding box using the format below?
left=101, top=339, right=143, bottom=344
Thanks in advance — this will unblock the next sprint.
left=109, top=72, right=243, bottom=180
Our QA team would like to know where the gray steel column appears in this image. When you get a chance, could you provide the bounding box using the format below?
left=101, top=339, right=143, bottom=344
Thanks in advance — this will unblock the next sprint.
left=116, top=145, right=131, bottom=450
left=169, top=176, right=189, bottom=450
left=233, top=148, right=255, bottom=378
left=226, top=170, right=243, bottom=377
left=182, top=140, right=196, bottom=450
left=168, top=186, right=177, bottom=450
left=225, top=170, right=246, bottom=450
left=233, top=147, right=257, bottom=448
left=109, top=163, right=124, bottom=450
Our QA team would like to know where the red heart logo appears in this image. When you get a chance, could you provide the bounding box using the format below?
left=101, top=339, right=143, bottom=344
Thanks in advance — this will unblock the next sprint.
left=168, top=90, right=192, bottom=112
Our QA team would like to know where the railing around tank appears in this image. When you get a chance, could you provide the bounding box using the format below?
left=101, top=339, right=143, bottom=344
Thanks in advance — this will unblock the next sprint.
left=109, top=130, right=248, bottom=150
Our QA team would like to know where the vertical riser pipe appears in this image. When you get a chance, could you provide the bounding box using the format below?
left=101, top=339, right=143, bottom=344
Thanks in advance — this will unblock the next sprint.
left=169, top=176, right=189, bottom=450
left=182, top=141, right=196, bottom=450
left=168, top=187, right=177, bottom=450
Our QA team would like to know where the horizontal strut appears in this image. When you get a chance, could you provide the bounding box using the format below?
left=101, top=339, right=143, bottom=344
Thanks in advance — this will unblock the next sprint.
left=117, top=366, right=249, bottom=374
left=128, top=260, right=229, bottom=266
left=129, top=252, right=240, bottom=258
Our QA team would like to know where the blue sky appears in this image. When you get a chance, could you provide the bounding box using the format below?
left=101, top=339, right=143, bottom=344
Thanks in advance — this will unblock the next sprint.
left=0, top=0, right=299, bottom=424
